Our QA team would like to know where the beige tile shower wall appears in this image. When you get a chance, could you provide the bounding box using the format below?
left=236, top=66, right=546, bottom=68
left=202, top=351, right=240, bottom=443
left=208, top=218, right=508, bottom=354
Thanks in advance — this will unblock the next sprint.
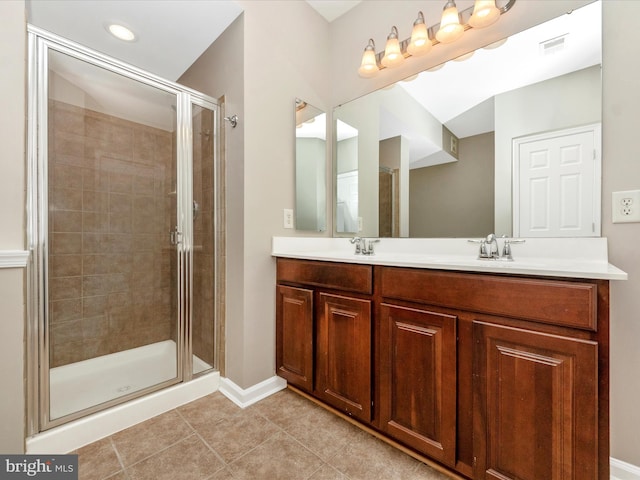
left=48, top=100, right=176, bottom=367
left=192, top=108, right=215, bottom=368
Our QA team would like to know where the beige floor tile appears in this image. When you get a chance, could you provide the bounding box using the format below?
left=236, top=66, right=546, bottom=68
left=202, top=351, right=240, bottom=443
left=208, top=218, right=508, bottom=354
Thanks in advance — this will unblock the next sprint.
left=228, top=430, right=324, bottom=480
left=308, top=464, right=349, bottom=480
left=205, top=467, right=238, bottom=480
left=284, top=405, right=362, bottom=462
left=413, top=462, right=457, bottom=479
left=76, top=437, right=123, bottom=480
left=248, top=389, right=318, bottom=430
left=177, top=392, right=240, bottom=431
left=104, top=472, right=127, bottom=480
left=111, top=409, right=192, bottom=466
left=195, top=409, right=281, bottom=463
left=126, top=434, right=224, bottom=480
left=328, top=429, right=424, bottom=480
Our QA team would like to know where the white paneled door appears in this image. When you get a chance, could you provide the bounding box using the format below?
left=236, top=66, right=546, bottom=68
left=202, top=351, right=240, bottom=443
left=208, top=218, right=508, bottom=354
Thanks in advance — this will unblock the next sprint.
left=513, top=124, right=601, bottom=237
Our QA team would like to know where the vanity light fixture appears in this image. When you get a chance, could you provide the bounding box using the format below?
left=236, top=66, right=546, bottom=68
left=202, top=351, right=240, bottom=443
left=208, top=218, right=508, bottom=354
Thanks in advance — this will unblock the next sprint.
left=358, top=39, right=379, bottom=78
left=469, top=0, right=501, bottom=28
left=107, top=23, right=136, bottom=42
left=381, top=27, right=404, bottom=68
left=436, top=1, right=464, bottom=44
left=357, top=0, right=516, bottom=78
left=407, top=12, right=431, bottom=56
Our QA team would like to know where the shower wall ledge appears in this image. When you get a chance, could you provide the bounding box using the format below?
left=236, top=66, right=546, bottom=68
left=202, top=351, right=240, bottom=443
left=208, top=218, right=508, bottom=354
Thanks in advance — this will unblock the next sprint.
left=0, top=250, right=29, bottom=268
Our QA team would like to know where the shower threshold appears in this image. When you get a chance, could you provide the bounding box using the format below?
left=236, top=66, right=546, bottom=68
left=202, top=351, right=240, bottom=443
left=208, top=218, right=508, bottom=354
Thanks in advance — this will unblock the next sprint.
left=49, top=340, right=211, bottom=420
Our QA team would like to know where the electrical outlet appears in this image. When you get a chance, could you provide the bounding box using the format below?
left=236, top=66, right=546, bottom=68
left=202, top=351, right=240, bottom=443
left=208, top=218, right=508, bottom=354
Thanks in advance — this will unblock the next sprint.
left=358, top=217, right=363, bottom=232
left=612, top=190, right=640, bottom=223
left=283, top=208, right=294, bottom=229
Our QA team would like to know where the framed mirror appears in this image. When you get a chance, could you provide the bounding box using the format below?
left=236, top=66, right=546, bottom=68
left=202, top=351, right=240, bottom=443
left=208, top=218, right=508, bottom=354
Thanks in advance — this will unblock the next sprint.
left=295, top=98, right=326, bottom=232
left=333, top=0, right=602, bottom=239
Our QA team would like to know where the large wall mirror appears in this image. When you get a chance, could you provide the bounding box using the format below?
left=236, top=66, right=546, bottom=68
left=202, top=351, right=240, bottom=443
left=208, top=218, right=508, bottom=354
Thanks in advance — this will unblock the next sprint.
left=296, top=98, right=326, bottom=232
left=334, top=0, right=601, bottom=239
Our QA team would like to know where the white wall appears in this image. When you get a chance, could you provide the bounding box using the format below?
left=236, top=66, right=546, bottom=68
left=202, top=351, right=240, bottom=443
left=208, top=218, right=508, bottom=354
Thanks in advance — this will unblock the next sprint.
left=0, top=0, right=26, bottom=453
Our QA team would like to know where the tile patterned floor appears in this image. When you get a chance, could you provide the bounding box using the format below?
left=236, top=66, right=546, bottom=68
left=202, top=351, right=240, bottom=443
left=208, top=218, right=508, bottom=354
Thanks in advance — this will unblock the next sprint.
left=73, top=388, right=454, bottom=480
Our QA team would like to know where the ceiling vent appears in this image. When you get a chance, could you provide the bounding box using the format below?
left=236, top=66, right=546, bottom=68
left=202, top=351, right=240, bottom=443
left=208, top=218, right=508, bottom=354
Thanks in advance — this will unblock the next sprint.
left=539, top=34, right=568, bottom=56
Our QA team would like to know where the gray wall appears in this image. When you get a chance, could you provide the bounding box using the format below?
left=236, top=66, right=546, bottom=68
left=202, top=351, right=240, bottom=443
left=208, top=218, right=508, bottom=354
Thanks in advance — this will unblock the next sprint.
left=602, top=1, right=640, bottom=466
left=409, top=132, right=494, bottom=238
left=0, top=0, right=26, bottom=453
left=180, top=0, right=332, bottom=389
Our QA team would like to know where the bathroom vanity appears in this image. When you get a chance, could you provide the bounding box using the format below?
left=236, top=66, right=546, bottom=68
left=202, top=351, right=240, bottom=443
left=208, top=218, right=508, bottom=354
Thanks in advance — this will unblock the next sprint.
left=273, top=237, right=626, bottom=480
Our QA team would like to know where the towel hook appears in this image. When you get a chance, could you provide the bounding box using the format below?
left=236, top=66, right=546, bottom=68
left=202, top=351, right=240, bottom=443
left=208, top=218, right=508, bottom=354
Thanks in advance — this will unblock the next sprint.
left=224, top=114, right=238, bottom=128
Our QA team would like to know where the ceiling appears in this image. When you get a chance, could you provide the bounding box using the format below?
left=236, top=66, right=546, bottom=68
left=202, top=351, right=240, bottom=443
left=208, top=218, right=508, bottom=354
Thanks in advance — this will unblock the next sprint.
left=26, top=0, right=359, bottom=81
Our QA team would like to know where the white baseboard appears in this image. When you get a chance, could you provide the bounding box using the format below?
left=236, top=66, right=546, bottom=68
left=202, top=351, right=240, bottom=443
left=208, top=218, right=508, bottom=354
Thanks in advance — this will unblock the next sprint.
left=27, top=371, right=220, bottom=454
left=611, top=457, right=640, bottom=480
left=219, top=375, right=286, bottom=408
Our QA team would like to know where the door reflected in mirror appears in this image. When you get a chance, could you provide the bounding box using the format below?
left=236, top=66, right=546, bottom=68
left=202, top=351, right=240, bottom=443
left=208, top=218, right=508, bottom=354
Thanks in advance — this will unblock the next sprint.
left=333, top=0, right=602, bottom=239
left=336, top=119, right=359, bottom=233
left=295, top=98, right=326, bottom=232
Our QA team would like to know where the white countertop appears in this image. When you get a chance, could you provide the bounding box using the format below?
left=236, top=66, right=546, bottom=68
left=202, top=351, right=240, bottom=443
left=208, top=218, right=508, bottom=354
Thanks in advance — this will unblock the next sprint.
left=272, top=237, right=627, bottom=281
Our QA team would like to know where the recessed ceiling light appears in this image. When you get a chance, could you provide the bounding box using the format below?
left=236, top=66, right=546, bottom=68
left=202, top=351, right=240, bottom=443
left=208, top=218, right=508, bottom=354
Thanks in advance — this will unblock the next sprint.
left=107, top=24, right=136, bottom=42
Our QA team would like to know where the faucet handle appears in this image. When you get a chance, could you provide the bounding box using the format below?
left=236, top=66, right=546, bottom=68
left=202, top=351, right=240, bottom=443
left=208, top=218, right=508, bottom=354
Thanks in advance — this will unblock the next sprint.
left=468, top=238, right=491, bottom=259
left=349, top=236, right=362, bottom=254
left=502, top=238, right=525, bottom=260
left=366, top=238, right=380, bottom=255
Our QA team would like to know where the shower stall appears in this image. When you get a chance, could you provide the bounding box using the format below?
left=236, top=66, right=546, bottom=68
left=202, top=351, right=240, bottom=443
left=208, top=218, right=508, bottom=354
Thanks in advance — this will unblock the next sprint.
left=26, top=26, right=223, bottom=434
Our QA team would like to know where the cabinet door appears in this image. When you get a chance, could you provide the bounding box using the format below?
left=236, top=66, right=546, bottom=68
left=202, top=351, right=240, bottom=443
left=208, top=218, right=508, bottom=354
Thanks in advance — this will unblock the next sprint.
left=316, top=293, right=371, bottom=422
left=276, top=285, right=314, bottom=392
left=379, top=304, right=457, bottom=466
left=474, top=320, right=598, bottom=480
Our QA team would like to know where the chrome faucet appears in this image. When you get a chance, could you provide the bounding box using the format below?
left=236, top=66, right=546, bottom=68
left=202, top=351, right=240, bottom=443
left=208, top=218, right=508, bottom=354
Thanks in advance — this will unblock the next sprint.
left=350, top=237, right=380, bottom=255
left=469, top=234, right=525, bottom=261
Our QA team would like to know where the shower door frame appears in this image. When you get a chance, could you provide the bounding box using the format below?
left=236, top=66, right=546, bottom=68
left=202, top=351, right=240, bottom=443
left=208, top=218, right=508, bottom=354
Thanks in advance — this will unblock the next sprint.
left=26, top=26, right=221, bottom=434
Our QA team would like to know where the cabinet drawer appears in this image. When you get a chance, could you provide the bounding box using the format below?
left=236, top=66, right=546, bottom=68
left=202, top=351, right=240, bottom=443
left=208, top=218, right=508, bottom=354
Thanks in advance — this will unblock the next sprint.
left=381, top=267, right=597, bottom=331
left=277, top=258, right=373, bottom=295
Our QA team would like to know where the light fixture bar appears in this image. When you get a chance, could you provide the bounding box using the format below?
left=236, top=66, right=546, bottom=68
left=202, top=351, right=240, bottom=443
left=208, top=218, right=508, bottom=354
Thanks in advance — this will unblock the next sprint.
left=370, top=0, right=516, bottom=71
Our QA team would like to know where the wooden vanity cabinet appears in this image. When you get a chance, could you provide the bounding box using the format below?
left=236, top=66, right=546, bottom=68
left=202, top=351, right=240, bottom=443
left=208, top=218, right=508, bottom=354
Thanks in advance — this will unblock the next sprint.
left=276, top=258, right=374, bottom=422
left=316, top=292, right=372, bottom=422
left=473, top=320, right=598, bottom=480
left=380, top=267, right=608, bottom=480
left=377, top=303, right=458, bottom=467
left=276, top=258, right=609, bottom=480
left=276, top=285, right=314, bottom=392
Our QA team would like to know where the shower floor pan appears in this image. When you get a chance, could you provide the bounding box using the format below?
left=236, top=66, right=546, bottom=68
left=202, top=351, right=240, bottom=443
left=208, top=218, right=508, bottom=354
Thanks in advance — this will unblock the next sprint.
left=49, top=340, right=211, bottom=420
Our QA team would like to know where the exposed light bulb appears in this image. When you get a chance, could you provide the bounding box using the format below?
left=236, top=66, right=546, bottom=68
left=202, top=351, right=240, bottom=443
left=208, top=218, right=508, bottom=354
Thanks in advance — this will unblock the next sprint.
left=358, top=39, right=379, bottom=78
left=435, top=0, right=464, bottom=44
left=407, top=12, right=432, bottom=57
left=381, top=26, right=404, bottom=68
left=469, top=0, right=501, bottom=28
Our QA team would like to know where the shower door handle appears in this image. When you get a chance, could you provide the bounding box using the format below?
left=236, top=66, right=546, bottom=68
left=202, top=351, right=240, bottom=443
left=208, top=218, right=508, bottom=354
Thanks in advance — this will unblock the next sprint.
left=170, top=226, right=183, bottom=245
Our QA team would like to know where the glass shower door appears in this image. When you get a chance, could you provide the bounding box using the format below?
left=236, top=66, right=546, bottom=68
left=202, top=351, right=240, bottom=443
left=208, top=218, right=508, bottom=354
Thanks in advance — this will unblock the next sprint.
left=190, top=102, right=217, bottom=375
left=45, top=48, right=181, bottom=423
